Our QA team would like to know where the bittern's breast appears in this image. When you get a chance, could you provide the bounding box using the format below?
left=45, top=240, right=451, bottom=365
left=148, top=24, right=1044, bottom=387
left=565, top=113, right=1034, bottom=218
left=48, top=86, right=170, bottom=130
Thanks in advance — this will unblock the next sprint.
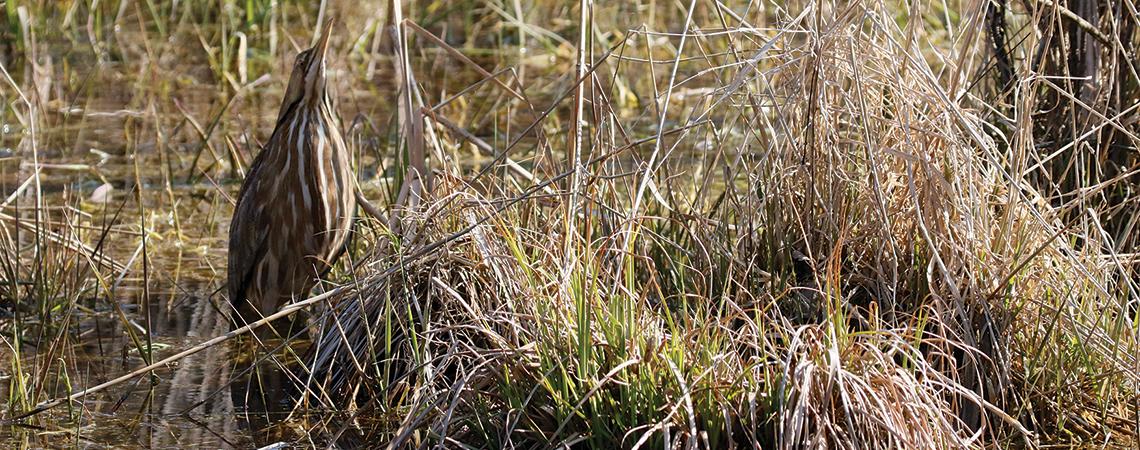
left=240, top=106, right=355, bottom=313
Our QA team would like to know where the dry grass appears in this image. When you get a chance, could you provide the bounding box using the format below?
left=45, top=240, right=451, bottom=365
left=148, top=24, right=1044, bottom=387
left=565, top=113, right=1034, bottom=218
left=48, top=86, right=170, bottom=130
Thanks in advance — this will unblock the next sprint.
left=1, top=0, right=1139, bottom=448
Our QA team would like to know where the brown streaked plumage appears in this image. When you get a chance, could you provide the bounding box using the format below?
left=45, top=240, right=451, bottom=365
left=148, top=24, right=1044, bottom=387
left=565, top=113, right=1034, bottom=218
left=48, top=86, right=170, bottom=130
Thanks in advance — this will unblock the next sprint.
left=227, top=20, right=354, bottom=327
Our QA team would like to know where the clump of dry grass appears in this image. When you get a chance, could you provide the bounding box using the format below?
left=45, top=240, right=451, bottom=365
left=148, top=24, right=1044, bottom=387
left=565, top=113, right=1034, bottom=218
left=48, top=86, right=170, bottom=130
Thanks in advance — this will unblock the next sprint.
left=290, top=1, right=1139, bottom=447
left=2, top=0, right=1138, bottom=448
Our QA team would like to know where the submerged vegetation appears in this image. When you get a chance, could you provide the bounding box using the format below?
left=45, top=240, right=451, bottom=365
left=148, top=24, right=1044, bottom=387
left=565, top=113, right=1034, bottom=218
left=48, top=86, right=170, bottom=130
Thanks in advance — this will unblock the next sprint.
left=1, top=0, right=1139, bottom=447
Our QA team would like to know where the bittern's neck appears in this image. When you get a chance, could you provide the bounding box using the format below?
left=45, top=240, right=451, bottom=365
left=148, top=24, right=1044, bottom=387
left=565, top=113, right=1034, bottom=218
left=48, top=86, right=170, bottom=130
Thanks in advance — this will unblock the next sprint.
left=285, top=95, right=337, bottom=138
left=304, top=79, right=325, bottom=106
left=276, top=89, right=331, bottom=126
left=306, top=92, right=334, bottom=120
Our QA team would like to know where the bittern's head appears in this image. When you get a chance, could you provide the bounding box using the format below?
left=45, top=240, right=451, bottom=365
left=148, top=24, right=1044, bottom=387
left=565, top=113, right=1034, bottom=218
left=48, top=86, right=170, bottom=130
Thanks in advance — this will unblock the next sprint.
left=279, top=20, right=335, bottom=119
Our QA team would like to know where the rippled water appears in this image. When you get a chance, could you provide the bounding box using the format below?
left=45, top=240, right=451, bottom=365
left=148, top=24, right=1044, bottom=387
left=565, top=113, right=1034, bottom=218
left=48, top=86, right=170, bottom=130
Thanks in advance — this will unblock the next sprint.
left=0, top=29, right=386, bottom=450
left=1, top=291, right=301, bottom=448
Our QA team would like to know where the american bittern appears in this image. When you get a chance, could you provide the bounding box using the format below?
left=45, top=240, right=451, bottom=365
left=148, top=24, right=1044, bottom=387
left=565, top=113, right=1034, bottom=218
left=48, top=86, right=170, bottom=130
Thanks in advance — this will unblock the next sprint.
left=227, top=21, right=354, bottom=328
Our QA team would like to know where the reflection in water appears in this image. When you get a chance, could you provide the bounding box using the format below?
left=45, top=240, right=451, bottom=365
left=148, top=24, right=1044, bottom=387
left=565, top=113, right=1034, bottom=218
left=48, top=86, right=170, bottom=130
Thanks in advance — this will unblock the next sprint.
left=151, top=295, right=240, bottom=448
left=151, top=295, right=372, bottom=448
left=2, top=292, right=367, bottom=448
left=106, top=296, right=308, bottom=448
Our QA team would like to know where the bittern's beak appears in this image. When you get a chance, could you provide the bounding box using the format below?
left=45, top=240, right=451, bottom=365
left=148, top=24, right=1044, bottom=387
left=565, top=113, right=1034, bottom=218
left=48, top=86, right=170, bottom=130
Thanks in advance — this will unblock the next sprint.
left=310, top=19, right=334, bottom=71
left=304, top=19, right=335, bottom=98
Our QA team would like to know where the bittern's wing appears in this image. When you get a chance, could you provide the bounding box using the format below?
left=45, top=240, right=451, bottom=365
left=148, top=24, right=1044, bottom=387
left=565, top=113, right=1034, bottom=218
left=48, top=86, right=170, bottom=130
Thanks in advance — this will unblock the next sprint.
left=318, top=220, right=353, bottom=280
left=227, top=157, right=270, bottom=311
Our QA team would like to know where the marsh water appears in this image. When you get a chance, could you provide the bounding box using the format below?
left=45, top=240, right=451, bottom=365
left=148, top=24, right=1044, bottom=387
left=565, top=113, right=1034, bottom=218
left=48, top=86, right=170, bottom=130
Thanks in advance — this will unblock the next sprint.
left=0, top=175, right=338, bottom=448
left=0, top=10, right=415, bottom=448
left=4, top=296, right=277, bottom=448
left=0, top=65, right=411, bottom=449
